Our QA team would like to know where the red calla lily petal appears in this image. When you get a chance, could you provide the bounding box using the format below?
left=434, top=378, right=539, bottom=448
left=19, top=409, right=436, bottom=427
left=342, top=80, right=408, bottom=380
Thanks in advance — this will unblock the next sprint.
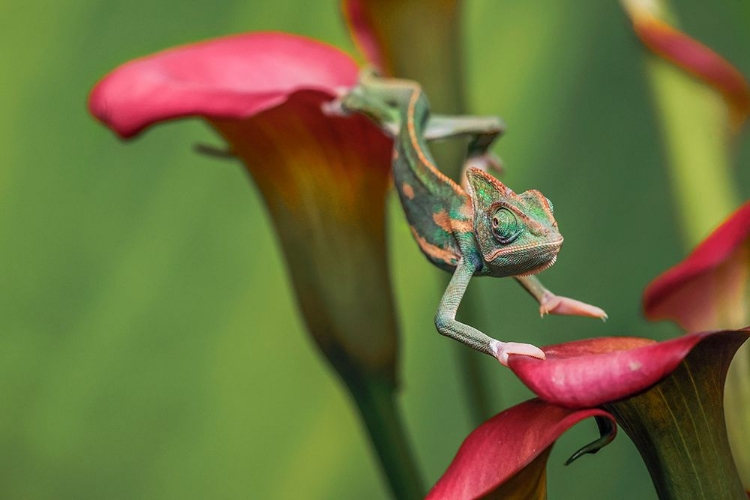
left=89, top=32, right=358, bottom=138
left=508, top=330, right=749, bottom=408
left=428, top=399, right=615, bottom=500
left=624, top=8, right=750, bottom=131
left=643, top=201, right=750, bottom=332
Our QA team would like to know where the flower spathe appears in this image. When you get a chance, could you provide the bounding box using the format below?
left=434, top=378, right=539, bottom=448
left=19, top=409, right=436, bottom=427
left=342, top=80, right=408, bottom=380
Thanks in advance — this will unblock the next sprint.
left=89, top=31, right=427, bottom=497
left=89, top=31, right=398, bottom=380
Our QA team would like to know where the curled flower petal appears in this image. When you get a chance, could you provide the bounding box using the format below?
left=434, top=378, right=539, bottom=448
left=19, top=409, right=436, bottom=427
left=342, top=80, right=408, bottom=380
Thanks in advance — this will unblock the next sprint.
left=643, top=201, right=750, bottom=332
left=428, top=399, right=616, bottom=500
left=89, top=32, right=358, bottom=138
left=509, top=329, right=749, bottom=408
left=622, top=0, right=750, bottom=131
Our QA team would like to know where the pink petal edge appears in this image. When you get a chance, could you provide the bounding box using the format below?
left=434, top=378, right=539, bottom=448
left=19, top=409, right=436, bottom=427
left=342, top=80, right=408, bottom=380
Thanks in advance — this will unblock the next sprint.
left=89, top=32, right=359, bottom=138
left=508, top=330, right=750, bottom=408
left=643, top=201, right=750, bottom=325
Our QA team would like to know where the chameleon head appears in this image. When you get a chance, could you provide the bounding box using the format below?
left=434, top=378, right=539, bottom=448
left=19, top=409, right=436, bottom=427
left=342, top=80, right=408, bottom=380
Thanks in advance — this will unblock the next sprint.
left=466, top=168, right=563, bottom=278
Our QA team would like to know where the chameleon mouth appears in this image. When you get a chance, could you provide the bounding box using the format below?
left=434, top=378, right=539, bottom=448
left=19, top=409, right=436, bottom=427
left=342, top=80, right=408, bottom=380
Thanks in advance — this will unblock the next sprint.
left=517, top=253, right=558, bottom=277
left=484, top=237, right=563, bottom=262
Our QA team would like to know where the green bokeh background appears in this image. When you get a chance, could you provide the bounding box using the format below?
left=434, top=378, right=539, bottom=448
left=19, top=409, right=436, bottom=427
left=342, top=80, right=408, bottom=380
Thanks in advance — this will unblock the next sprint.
left=2, top=1, right=749, bottom=498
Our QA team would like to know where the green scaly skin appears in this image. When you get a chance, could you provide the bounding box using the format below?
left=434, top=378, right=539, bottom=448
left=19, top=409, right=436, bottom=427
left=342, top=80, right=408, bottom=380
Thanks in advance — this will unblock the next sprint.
left=340, top=71, right=607, bottom=365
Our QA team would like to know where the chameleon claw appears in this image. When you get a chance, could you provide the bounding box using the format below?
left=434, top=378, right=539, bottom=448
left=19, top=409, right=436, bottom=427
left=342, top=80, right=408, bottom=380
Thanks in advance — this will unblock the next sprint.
left=321, top=97, right=349, bottom=117
left=466, top=153, right=504, bottom=175
left=490, top=340, right=546, bottom=366
left=539, top=291, right=608, bottom=321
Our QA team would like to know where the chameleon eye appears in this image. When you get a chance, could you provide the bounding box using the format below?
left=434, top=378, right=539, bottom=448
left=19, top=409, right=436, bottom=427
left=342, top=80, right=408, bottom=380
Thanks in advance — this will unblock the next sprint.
left=491, top=208, right=521, bottom=244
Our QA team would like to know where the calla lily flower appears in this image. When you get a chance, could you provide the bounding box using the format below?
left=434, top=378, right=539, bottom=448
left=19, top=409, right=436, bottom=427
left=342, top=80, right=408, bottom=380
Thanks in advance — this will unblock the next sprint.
left=428, top=399, right=616, bottom=499
left=506, top=328, right=750, bottom=498
left=644, top=201, right=750, bottom=489
left=644, top=201, right=750, bottom=332
left=429, top=329, right=749, bottom=499
left=90, top=31, right=395, bottom=379
left=89, top=32, right=425, bottom=498
left=621, top=0, right=750, bottom=132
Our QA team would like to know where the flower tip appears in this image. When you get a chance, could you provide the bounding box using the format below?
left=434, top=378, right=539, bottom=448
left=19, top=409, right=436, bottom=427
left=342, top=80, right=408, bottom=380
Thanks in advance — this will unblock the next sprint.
left=622, top=3, right=750, bottom=133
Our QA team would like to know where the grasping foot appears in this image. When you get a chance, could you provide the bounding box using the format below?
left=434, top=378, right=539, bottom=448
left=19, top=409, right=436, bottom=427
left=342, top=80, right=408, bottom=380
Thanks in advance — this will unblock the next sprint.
left=539, top=291, right=608, bottom=321
left=460, top=153, right=503, bottom=190
left=490, top=339, right=546, bottom=366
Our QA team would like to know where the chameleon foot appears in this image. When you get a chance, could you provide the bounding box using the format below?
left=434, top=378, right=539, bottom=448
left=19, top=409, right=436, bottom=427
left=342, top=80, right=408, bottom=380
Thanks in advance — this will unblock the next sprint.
left=465, top=152, right=503, bottom=174
left=460, top=154, right=504, bottom=191
left=539, top=291, right=608, bottom=321
left=490, top=339, right=546, bottom=366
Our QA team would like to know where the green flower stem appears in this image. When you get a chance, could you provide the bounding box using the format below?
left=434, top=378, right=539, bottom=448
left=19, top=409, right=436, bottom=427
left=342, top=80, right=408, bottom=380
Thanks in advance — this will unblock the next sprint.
left=347, top=374, right=425, bottom=499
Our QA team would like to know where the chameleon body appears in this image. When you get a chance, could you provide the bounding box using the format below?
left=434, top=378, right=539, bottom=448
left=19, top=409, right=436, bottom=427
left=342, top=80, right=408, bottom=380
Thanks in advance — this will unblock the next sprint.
left=341, top=72, right=606, bottom=365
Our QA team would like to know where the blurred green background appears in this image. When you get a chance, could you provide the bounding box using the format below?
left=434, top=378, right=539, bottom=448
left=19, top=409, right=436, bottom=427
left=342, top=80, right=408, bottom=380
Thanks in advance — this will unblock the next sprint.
left=2, top=0, right=749, bottom=498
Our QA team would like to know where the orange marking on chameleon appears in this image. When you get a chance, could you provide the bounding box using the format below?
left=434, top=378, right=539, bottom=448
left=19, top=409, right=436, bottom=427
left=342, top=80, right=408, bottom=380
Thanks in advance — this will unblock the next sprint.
left=409, top=226, right=458, bottom=265
left=432, top=210, right=453, bottom=232
left=451, top=219, right=473, bottom=233
left=402, top=183, right=415, bottom=200
left=406, top=89, right=463, bottom=192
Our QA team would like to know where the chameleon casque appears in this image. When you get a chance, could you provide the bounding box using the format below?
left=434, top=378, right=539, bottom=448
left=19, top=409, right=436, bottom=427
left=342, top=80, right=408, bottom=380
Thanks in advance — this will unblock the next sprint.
left=339, top=71, right=607, bottom=366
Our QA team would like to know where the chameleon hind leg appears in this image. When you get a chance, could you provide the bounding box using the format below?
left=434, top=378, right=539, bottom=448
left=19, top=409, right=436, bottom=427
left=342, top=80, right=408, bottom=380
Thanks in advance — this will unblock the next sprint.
left=516, top=275, right=608, bottom=320
left=435, top=257, right=546, bottom=366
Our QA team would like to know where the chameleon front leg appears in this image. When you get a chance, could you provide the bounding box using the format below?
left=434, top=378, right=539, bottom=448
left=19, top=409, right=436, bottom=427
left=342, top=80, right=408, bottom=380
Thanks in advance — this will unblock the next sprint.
left=425, top=115, right=504, bottom=145
left=515, top=275, right=608, bottom=320
left=436, top=257, right=546, bottom=366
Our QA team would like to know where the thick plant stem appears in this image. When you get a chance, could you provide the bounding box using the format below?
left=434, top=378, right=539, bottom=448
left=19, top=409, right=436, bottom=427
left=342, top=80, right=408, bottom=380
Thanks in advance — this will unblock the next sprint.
left=347, top=374, right=425, bottom=500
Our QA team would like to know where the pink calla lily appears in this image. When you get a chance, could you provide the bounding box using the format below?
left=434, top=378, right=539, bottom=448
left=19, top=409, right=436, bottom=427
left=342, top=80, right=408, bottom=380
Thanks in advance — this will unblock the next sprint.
left=431, top=329, right=749, bottom=499
left=88, top=32, right=397, bottom=377
left=89, top=32, right=426, bottom=497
